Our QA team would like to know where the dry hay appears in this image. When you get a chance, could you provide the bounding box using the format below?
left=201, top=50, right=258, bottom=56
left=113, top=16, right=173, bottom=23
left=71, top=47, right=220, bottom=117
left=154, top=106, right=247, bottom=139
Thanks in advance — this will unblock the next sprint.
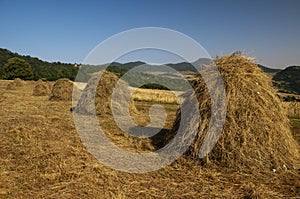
left=5, top=82, right=16, bottom=90
left=171, top=54, right=299, bottom=171
left=5, top=78, right=24, bottom=90
left=75, top=71, right=136, bottom=115
left=132, top=88, right=180, bottom=104
left=14, top=78, right=24, bottom=87
left=49, top=78, right=74, bottom=101
left=32, top=81, right=50, bottom=96
left=74, top=71, right=154, bottom=151
left=282, top=102, right=300, bottom=118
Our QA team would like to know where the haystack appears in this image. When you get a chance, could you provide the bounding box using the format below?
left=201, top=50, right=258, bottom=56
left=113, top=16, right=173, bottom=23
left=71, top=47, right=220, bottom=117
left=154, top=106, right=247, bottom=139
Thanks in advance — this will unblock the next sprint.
left=74, top=71, right=153, bottom=151
left=6, top=82, right=16, bottom=90
left=32, top=81, right=50, bottom=96
left=74, top=71, right=136, bottom=115
left=49, top=78, right=74, bottom=101
left=14, top=78, right=24, bottom=87
left=172, top=54, right=299, bottom=171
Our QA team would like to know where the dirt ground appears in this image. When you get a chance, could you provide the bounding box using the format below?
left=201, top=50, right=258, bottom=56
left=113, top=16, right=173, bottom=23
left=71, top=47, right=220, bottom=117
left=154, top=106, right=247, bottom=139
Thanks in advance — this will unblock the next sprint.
left=0, top=80, right=299, bottom=198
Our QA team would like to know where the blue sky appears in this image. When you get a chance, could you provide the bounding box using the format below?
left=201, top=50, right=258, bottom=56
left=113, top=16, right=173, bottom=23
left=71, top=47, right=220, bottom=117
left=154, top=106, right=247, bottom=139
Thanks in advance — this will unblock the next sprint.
left=0, top=0, right=299, bottom=68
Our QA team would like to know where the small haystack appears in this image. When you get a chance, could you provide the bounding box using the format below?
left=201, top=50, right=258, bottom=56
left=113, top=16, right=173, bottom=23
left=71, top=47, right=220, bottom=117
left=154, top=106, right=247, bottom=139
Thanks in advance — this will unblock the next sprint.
left=14, top=78, right=24, bottom=87
left=49, top=78, right=74, bottom=101
left=6, top=78, right=24, bottom=90
left=172, top=54, right=299, bottom=171
left=32, top=81, right=50, bottom=96
left=6, top=82, right=16, bottom=90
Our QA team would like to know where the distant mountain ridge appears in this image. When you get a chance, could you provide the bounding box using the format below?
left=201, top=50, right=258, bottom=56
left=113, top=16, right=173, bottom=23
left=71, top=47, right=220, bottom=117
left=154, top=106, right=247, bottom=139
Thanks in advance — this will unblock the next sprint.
left=0, top=48, right=299, bottom=94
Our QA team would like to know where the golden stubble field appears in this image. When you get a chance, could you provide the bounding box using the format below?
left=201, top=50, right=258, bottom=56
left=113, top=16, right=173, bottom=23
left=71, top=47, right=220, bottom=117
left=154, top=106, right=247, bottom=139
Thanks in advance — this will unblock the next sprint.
left=0, top=79, right=299, bottom=198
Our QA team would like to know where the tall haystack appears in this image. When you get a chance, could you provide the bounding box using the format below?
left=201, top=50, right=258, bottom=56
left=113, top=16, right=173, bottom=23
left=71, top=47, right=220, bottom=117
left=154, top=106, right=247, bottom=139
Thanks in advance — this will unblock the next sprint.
left=32, top=81, right=50, bottom=96
left=172, top=54, right=299, bottom=171
left=49, top=78, right=74, bottom=101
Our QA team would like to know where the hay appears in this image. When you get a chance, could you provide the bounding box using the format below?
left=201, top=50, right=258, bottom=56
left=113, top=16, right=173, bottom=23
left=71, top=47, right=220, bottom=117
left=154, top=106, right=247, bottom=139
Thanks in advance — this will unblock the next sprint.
left=32, top=81, right=50, bottom=96
left=5, top=78, right=24, bottom=90
left=6, top=82, right=16, bottom=90
left=75, top=71, right=136, bottom=115
left=14, top=78, right=24, bottom=87
left=49, top=78, right=74, bottom=101
left=282, top=102, right=300, bottom=118
left=74, top=71, right=153, bottom=151
left=172, top=54, right=299, bottom=171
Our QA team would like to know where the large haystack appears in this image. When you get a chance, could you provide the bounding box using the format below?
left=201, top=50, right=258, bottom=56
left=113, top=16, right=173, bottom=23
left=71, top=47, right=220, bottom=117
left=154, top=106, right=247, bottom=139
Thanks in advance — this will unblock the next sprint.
left=172, top=54, right=299, bottom=171
left=32, top=81, right=50, bottom=96
left=49, top=78, right=74, bottom=101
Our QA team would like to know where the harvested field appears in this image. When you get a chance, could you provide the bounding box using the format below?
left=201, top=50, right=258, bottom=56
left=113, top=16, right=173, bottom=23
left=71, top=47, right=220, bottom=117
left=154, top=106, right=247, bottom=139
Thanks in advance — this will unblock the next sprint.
left=0, top=61, right=299, bottom=198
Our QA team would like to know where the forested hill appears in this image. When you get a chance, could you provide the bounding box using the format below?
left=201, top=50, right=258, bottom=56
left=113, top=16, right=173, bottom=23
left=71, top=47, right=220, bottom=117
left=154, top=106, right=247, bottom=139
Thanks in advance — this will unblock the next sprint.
left=0, top=48, right=78, bottom=81
left=273, top=66, right=300, bottom=94
left=0, top=48, right=299, bottom=94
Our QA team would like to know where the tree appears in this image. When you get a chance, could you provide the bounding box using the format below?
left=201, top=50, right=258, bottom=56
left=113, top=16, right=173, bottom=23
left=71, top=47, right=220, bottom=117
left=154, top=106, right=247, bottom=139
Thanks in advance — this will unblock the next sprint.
left=3, top=57, right=35, bottom=80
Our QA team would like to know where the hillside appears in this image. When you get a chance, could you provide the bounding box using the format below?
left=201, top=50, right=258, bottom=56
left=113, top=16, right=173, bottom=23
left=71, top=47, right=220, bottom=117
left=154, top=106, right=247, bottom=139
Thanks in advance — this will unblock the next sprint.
left=0, top=48, right=78, bottom=81
left=1, top=48, right=299, bottom=94
left=273, top=66, right=300, bottom=94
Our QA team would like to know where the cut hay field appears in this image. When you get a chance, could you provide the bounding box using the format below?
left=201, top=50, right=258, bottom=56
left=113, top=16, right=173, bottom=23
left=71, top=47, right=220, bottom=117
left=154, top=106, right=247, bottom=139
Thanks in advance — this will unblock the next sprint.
left=0, top=79, right=299, bottom=198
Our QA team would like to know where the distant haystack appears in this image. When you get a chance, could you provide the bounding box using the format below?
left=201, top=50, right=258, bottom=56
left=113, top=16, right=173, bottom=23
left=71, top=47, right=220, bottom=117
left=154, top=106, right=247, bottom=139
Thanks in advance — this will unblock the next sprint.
left=49, top=78, right=74, bottom=101
left=14, top=78, right=24, bottom=87
left=32, top=81, right=50, bottom=96
left=6, top=78, right=24, bottom=90
left=6, top=82, right=16, bottom=90
left=171, top=54, right=299, bottom=171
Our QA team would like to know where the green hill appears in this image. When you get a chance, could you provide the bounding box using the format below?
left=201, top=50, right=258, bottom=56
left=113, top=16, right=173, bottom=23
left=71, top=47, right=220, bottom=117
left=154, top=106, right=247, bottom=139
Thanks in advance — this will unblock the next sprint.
left=0, top=48, right=78, bottom=81
left=1, top=48, right=299, bottom=94
left=273, top=66, right=300, bottom=94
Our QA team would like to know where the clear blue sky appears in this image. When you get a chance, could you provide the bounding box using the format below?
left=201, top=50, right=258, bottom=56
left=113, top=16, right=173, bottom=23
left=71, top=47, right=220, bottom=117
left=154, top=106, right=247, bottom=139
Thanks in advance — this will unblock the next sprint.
left=0, top=0, right=299, bottom=68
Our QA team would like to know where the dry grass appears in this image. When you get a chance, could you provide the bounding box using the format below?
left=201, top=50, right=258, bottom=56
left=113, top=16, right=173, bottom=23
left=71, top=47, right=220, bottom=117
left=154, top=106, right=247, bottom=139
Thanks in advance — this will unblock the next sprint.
left=171, top=54, right=300, bottom=172
left=49, top=78, right=74, bottom=101
left=282, top=102, right=300, bottom=118
left=32, top=81, right=50, bottom=96
left=14, top=78, right=24, bottom=87
left=0, top=70, right=299, bottom=198
left=132, top=88, right=180, bottom=104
